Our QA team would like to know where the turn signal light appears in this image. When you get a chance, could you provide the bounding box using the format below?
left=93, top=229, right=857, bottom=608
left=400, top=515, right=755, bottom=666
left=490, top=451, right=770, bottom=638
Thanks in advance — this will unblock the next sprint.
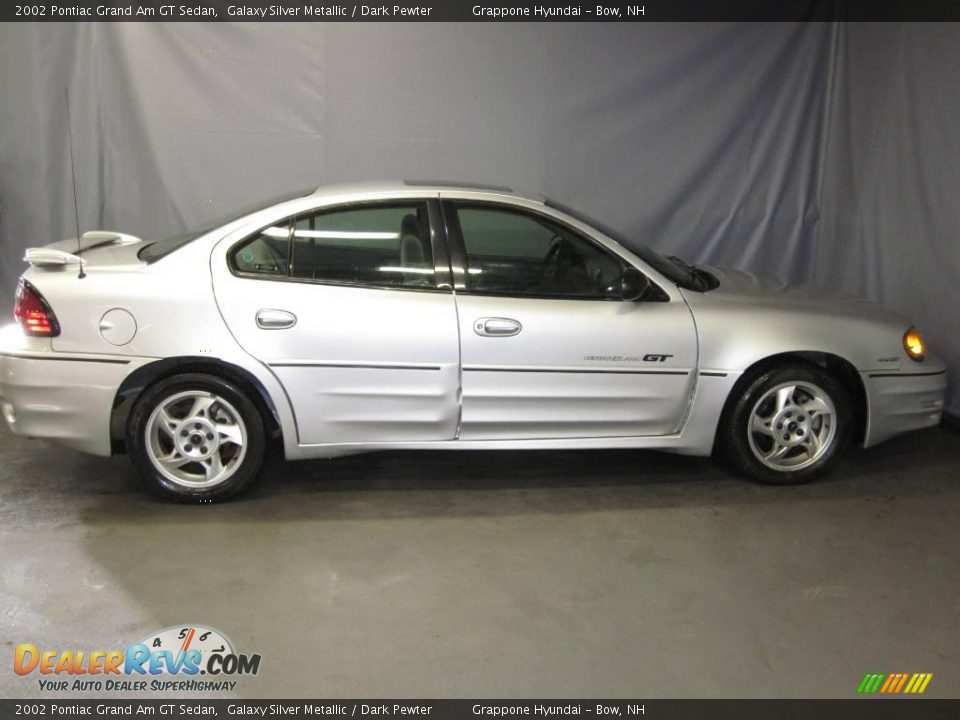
left=13, top=280, right=60, bottom=337
left=903, top=327, right=926, bottom=362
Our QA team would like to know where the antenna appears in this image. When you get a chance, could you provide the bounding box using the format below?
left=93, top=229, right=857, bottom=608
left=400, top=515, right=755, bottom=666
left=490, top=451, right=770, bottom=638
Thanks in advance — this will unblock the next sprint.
left=65, top=86, right=85, bottom=279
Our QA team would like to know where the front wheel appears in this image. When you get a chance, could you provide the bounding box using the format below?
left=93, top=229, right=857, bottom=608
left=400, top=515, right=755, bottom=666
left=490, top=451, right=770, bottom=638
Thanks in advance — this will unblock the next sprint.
left=719, top=364, right=852, bottom=485
left=127, top=374, right=266, bottom=502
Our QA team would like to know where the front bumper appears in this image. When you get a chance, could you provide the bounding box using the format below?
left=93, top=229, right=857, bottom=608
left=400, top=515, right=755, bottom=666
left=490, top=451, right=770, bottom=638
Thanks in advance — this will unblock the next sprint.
left=862, top=362, right=947, bottom=447
left=0, top=334, right=137, bottom=456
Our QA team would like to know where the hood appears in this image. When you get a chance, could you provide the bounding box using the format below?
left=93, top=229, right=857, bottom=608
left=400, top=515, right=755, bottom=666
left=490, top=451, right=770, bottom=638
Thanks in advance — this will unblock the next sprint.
left=700, top=265, right=906, bottom=324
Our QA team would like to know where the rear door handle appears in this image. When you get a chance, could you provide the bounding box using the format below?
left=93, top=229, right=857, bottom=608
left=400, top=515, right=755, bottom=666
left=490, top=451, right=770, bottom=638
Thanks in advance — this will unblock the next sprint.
left=474, top=317, right=522, bottom=337
left=256, top=309, right=297, bottom=330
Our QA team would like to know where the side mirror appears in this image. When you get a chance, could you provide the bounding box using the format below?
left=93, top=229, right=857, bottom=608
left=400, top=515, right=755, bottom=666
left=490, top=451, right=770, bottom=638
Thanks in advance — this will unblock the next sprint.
left=620, top=266, right=650, bottom=301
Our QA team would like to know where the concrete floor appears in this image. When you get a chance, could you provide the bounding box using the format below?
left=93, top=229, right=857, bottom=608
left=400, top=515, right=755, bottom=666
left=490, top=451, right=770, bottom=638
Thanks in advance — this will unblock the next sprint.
left=0, top=423, right=958, bottom=699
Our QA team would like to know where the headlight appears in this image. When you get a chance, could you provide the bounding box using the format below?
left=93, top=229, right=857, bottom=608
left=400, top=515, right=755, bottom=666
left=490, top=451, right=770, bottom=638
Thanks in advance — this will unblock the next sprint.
left=903, top=327, right=926, bottom=361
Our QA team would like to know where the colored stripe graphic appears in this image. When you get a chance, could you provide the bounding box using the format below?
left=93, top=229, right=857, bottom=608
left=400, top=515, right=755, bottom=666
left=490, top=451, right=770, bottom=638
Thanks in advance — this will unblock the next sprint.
left=857, top=672, right=932, bottom=694
left=857, top=674, right=885, bottom=693
left=904, top=673, right=933, bottom=694
left=879, top=674, right=896, bottom=693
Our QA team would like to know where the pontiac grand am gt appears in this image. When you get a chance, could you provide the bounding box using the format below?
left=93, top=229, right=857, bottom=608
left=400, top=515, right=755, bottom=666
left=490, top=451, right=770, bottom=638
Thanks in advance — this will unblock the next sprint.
left=0, top=181, right=946, bottom=501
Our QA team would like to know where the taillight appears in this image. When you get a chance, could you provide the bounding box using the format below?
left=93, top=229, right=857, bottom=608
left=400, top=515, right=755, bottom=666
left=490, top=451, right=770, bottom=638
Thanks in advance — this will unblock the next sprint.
left=14, top=280, right=60, bottom=337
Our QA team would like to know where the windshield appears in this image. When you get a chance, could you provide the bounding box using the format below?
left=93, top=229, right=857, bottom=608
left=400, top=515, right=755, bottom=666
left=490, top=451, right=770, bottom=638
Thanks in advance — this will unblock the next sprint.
left=138, top=188, right=313, bottom=263
left=545, top=198, right=710, bottom=290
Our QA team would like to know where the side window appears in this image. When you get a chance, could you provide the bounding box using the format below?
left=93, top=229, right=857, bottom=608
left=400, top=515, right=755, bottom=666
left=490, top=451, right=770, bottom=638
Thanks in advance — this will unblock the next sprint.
left=291, top=203, right=434, bottom=288
left=454, top=205, right=625, bottom=298
left=231, top=203, right=436, bottom=290
left=232, top=221, right=291, bottom=275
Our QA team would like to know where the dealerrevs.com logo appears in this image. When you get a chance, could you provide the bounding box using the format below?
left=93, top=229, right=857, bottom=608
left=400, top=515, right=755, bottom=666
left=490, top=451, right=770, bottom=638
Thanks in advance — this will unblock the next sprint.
left=14, top=624, right=262, bottom=693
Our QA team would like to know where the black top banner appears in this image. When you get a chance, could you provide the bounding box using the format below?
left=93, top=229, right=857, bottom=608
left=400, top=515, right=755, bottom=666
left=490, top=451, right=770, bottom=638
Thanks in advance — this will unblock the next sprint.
left=2, top=700, right=960, bottom=719
left=4, top=0, right=960, bottom=22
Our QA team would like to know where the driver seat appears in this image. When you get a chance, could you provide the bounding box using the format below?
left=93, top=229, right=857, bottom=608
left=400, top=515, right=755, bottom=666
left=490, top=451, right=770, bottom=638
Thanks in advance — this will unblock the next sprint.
left=399, top=214, right=432, bottom=286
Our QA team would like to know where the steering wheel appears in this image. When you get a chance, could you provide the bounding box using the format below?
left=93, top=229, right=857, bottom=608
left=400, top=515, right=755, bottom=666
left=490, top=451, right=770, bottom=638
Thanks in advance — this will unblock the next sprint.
left=541, top=235, right=567, bottom=287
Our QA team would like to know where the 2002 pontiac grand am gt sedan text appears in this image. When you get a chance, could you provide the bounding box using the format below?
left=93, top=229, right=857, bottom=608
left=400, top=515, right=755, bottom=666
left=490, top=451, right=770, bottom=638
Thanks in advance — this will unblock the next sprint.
left=0, top=181, right=947, bottom=502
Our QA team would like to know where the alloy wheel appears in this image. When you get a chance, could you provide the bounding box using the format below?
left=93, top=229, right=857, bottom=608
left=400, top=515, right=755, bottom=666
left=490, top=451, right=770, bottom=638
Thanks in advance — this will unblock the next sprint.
left=746, top=381, right=837, bottom=472
left=144, top=390, right=248, bottom=489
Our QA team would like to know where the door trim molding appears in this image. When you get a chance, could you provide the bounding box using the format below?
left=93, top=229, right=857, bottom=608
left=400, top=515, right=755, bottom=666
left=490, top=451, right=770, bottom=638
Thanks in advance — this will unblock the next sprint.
left=462, top=364, right=689, bottom=376
left=269, top=361, right=443, bottom=371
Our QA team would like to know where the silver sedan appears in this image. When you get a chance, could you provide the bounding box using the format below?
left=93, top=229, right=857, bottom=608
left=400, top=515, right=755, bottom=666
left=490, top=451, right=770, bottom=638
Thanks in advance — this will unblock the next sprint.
left=0, top=181, right=947, bottom=502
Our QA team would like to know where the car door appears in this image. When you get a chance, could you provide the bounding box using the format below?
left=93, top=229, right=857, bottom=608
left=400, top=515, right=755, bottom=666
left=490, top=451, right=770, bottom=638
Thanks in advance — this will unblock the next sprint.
left=442, top=198, right=698, bottom=440
left=211, top=198, right=460, bottom=446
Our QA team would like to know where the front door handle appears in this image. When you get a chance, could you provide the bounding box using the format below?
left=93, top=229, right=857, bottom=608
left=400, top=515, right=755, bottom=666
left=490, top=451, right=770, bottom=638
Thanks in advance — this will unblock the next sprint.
left=256, top=309, right=297, bottom=330
left=474, top=317, right=522, bottom=337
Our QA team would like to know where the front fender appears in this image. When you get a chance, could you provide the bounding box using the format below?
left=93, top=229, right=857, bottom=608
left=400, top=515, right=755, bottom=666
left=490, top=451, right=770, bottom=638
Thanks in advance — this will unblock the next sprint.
left=683, top=291, right=915, bottom=374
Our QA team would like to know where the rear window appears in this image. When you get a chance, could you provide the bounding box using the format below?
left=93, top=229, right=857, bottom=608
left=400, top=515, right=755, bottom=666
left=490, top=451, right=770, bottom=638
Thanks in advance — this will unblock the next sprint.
left=138, top=189, right=312, bottom=263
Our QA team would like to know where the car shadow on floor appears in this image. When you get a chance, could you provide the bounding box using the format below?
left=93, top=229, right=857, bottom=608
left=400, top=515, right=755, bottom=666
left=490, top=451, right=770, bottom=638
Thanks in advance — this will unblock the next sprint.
left=2, top=424, right=957, bottom=526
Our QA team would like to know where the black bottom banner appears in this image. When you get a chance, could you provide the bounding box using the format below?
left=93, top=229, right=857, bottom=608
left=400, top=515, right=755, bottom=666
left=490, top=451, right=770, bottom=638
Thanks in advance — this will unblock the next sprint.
left=1, top=700, right=958, bottom=720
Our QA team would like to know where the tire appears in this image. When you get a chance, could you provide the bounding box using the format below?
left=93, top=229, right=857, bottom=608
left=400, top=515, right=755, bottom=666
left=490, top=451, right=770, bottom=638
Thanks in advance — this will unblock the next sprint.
left=718, top=363, right=852, bottom=485
left=127, top=373, right=266, bottom=502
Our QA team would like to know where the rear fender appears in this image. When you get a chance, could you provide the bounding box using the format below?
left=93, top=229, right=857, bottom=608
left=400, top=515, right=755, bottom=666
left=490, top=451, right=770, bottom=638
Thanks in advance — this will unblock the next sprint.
left=110, top=356, right=284, bottom=453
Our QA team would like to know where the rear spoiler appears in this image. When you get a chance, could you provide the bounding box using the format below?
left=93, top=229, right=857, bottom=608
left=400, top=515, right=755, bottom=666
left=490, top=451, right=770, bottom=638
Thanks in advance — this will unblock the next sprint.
left=24, top=230, right=144, bottom=267
left=24, top=248, right=87, bottom=267
left=77, top=230, right=143, bottom=248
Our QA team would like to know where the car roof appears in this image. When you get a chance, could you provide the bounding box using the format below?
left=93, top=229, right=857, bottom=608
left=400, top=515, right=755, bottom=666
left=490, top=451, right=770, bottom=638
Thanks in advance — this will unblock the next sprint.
left=308, top=180, right=544, bottom=204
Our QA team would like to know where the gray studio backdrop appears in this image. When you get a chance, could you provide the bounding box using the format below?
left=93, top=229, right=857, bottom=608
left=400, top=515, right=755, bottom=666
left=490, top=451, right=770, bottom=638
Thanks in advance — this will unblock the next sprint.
left=0, top=22, right=957, bottom=415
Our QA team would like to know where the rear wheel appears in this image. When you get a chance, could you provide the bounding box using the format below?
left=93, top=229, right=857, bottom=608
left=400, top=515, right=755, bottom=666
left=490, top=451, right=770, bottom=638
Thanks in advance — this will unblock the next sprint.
left=127, top=374, right=265, bottom=502
left=719, top=363, right=851, bottom=485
